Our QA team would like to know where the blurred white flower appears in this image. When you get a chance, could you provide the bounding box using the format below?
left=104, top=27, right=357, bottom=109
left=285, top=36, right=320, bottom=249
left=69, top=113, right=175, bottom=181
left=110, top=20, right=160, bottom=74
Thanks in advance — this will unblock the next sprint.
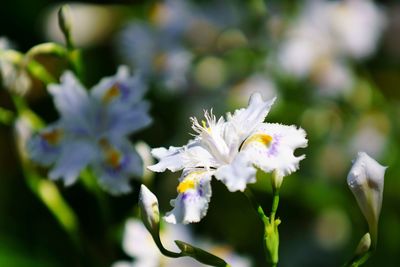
left=112, top=218, right=251, bottom=267
left=0, top=37, right=13, bottom=50
left=43, top=3, right=122, bottom=47
left=327, top=0, right=386, bottom=59
left=229, top=74, right=278, bottom=106
left=28, top=66, right=151, bottom=194
left=276, top=0, right=386, bottom=96
left=347, top=152, right=387, bottom=244
left=350, top=125, right=387, bottom=159
left=0, top=40, right=31, bottom=95
left=312, top=59, right=353, bottom=97
left=135, top=141, right=155, bottom=184
left=149, top=93, right=307, bottom=224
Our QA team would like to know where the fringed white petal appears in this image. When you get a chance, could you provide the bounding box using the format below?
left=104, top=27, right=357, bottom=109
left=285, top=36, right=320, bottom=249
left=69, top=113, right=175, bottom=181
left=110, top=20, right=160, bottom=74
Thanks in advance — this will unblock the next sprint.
left=148, top=146, right=185, bottom=172
left=227, top=93, right=276, bottom=142
left=164, top=170, right=212, bottom=224
left=242, top=123, right=308, bottom=176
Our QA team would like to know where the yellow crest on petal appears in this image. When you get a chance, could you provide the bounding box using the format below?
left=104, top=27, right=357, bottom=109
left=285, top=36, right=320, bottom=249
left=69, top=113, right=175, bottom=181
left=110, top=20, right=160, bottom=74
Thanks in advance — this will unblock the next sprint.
left=177, top=171, right=206, bottom=193
left=177, top=179, right=196, bottom=193
left=99, top=139, right=123, bottom=169
left=241, top=133, right=273, bottom=149
left=102, top=84, right=120, bottom=103
left=41, top=129, right=63, bottom=145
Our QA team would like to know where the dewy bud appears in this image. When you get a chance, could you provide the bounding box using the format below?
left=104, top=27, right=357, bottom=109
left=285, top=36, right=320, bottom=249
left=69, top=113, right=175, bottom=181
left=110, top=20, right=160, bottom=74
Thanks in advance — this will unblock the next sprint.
left=347, top=152, right=387, bottom=246
left=139, top=185, right=160, bottom=236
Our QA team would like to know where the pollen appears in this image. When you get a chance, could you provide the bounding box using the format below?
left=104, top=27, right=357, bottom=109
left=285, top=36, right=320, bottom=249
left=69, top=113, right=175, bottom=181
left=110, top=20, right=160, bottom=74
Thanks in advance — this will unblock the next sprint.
left=177, top=179, right=196, bottom=193
left=102, top=84, right=120, bottom=103
left=242, top=133, right=273, bottom=149
left=201, top=120, right=211, bottom=133
left=41, top=129, right=63, bottom=145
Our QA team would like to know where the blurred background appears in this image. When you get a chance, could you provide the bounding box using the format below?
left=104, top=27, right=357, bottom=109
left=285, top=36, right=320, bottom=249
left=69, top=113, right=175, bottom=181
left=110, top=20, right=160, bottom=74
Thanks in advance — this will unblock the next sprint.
left=1, top=0, right=400, bottom=266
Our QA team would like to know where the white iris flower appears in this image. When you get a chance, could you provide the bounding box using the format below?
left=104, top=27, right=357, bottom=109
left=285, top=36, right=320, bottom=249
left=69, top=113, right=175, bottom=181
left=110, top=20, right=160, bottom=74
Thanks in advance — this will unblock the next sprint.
left=28, top=66, right=151, bottom=194
left=149, top=93, right=307, bottom=224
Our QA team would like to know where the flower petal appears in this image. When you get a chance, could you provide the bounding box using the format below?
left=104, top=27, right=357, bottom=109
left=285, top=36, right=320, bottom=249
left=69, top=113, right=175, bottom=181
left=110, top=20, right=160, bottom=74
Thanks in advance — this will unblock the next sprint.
left=106, top=101, right=152, bottom=138
left=148, top=146, right=184, bottom=172
left=48, top=71, right=92, bottom=129
left=148, top=141, right=215, bottom=172
left=93, top=138, right=143, bottom=195
left=242, top=123, right=308, bottom=176
left=27, top=124, right=63, bottom=166
left=164, top=170, right=212, bottom=224
left=49, top=140, right=97, bottom=186
left=227, top=93, right=276, bottom=142
left=91, top=65, right=147, bottom=105
left=214, top=153, right=257, bottom=192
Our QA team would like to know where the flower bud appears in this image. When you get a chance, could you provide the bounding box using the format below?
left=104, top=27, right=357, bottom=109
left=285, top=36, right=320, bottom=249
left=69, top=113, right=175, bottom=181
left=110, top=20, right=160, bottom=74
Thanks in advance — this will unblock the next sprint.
left=355, top=233, right=371, bottom=256
left=271, top=170, right=283, bottom=190
left=139, top=185, right=160, bottom=236
left=347, top=152, right=387, bottom=246
left=58, top=5, right=74, bottom=49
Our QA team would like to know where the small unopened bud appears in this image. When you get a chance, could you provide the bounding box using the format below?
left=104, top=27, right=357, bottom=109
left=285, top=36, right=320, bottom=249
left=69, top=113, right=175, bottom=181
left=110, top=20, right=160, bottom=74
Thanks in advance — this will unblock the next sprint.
left=347, top=152, right=387, bottom=246
left=58, top=5, right=74, bottom=49
left=139, top=185, right=160, bottom=236
left=271, top=170, right=283, bottom=190
left=355, top=233, right=371, bottom=256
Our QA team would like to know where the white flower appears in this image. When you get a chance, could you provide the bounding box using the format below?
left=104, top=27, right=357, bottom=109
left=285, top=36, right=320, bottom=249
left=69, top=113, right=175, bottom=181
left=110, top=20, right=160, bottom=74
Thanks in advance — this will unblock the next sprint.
left=139, top=185, right=160, bottom=235
left=347, top=152, right=387, bottom=243
left=0, top=47, right=31, bottom=95
left=327, top=0, right=386, bottom=59
left=275, top=0, right=385, bottom=96
left=112, top=218, right=251, bottom=267
left=229, top=74, right=278, bottom=106
left=28, top=66, right=151, bottom=194
left=149, top=93, right=307, bottom=224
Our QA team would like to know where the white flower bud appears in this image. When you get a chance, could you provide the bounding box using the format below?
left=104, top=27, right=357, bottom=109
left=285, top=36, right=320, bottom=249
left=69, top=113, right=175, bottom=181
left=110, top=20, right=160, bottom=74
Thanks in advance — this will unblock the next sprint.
left=347, top=152, right=387, bottom=245
left=139, top=185, right=160, bottom=235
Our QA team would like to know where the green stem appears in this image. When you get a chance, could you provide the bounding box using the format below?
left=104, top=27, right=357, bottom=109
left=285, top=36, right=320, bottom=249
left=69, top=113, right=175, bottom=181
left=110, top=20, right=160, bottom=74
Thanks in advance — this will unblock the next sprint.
left=80, top=169, right=111, bottom=226
left=270, top=187, right=280, bottom=222
left=152, top=233, right=182, bottom=258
